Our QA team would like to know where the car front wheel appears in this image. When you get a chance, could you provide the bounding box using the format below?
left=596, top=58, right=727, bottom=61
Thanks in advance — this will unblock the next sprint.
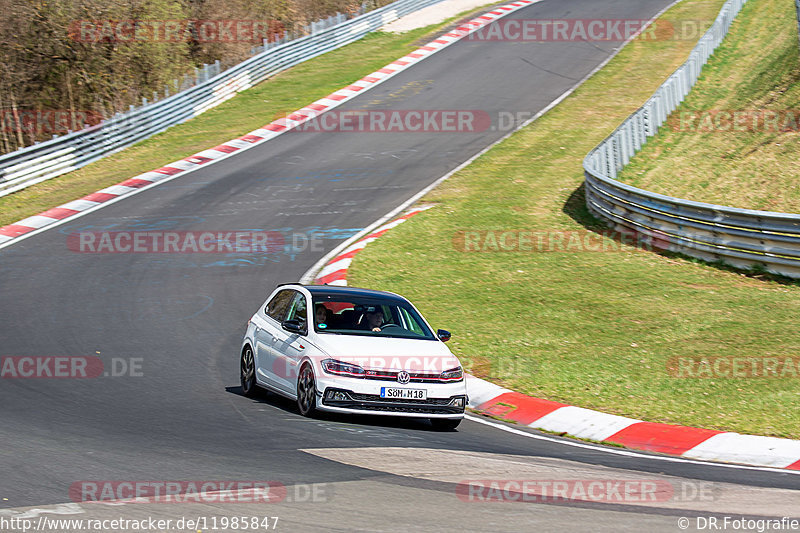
left=297, top=363, right=317, bottom=417
left=241, top=346, right=258, bottom=398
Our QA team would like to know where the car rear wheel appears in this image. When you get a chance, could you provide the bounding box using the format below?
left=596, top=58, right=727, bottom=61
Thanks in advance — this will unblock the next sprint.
left=430, top=418, right=461, bottom=431
left=240, top=346, right=258, bottom=398
left=297, top=363, right=317, bottom=417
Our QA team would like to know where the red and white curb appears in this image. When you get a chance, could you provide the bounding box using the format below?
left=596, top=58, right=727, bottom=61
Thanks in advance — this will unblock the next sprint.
left=0, top=0, right=539, bottom=250
left=308, top=209, right=800, bottom=471
left=466, top=377, right=800, bottom=470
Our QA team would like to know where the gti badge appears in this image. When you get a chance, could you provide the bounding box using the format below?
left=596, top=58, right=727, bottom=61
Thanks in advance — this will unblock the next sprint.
left=397, top=371, right=411, bottom=384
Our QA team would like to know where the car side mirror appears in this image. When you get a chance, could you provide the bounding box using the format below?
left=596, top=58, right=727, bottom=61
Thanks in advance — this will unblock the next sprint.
left=282, top=319, right=306, bottom=335
left=437, top=329, right=451, bottom=342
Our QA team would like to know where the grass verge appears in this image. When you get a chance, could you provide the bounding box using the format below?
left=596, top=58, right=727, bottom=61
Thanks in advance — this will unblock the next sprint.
left=617, top=0, right=800, bottom=212
left=349, top=0, right=800, bottom=439
left=0, top=3, right=501, bottom=228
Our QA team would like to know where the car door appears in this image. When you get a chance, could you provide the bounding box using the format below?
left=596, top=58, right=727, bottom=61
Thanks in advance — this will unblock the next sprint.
left=271, top=291, right=308, bottom=394
left=253, top=289, right=294, bottom=389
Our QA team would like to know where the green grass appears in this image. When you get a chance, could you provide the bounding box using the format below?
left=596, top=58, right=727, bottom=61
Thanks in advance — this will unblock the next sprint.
left=617, top=0, right=800, bottom=212
left=0, top=3, right=501, bottom=227
left=349, top=0, right=800, bottom=439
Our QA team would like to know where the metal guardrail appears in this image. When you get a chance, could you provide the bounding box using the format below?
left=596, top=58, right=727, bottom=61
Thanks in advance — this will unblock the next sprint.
left=583, top=0, right=800, bottom=279
left=796, top=0, right=800, bottom=49
left=0, top=0, right=446, bottom=197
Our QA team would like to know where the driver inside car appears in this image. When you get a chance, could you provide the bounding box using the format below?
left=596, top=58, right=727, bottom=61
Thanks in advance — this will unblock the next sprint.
left=361, top=308, right=384, bottom=332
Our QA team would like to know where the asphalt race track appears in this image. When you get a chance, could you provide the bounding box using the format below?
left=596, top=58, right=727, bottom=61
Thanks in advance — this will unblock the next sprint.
left=1, top=0, right=798, bottom=531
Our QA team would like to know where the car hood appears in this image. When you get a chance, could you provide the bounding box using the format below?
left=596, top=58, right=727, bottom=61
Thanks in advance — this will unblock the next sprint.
left=311, top=334, right=460, bottom=372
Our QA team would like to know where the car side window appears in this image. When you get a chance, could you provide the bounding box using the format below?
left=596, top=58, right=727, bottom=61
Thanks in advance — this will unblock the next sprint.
left=265, top=289, right=294, bottom=321
left=285, top=292, right=307, bottom=326
left=399, top=307, right=425, bottom=336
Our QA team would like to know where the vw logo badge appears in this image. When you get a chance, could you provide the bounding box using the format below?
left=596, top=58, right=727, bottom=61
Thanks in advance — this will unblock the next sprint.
left=397, top=371, right=411, bottom=384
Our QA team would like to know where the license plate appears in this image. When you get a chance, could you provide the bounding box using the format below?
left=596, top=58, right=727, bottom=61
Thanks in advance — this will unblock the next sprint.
left=380, top=387, right=427, bottom=400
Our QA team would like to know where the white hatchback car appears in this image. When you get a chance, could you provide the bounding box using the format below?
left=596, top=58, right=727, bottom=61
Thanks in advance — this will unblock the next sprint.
left=240, top=284, right=467, bottom=430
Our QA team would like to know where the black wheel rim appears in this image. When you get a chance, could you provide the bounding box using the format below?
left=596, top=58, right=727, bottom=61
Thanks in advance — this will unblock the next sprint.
left=298, top=366, right=314, bottom=414
left=241, top=348, right=254, bottom=392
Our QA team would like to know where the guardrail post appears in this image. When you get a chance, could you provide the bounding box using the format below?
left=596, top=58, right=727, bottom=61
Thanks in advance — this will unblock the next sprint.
left=796, top=0, right=800, bottom=49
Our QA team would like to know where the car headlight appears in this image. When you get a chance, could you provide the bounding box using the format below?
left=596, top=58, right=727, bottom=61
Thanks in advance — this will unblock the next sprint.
left=321, top=358, right=366, bottom=378
left=440, top=366, right=463, bottom=382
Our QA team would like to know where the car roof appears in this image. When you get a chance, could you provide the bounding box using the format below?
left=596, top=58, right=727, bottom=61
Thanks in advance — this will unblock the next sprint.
left=280, top=283, right=405, bottom=302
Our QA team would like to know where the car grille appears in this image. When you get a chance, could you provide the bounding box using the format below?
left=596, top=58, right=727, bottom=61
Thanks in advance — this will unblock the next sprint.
left=361, top=370, right=459, bottom=384
left=343, top=403, right=455, bottom=414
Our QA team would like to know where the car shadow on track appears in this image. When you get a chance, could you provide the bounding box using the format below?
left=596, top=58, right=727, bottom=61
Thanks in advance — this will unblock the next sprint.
left=224, top=385, right=457, bottom=432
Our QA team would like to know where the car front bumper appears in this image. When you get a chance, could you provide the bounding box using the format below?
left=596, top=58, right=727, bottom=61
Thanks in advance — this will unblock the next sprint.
left=314, top=375, right=467, bottom=419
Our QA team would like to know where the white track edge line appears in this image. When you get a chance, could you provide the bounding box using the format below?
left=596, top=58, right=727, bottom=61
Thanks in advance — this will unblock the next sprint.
left=464, top=415, right=800, bottom=476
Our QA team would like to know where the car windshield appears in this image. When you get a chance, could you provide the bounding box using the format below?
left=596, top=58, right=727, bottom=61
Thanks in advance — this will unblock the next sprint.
left=311, top=294, right=435, bottom=340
